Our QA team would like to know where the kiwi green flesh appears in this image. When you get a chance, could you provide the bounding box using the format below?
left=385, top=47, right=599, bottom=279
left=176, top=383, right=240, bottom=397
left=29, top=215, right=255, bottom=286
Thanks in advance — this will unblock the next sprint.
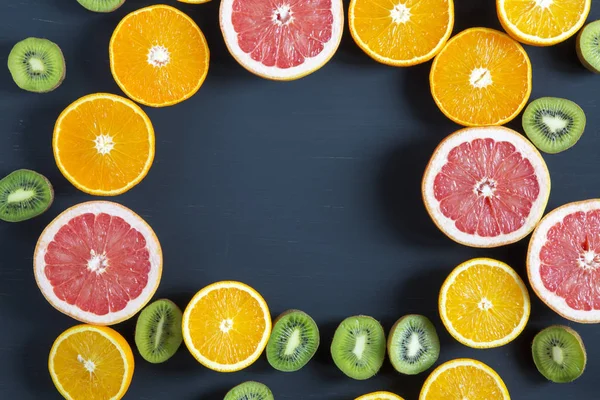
left=330, top=315, right=385, bottom=380
left=0, top=169, right=53, bottom=222
left=577, top=20, right=600, bottom=73
left=7, top=38, right=65, bottom=93
left=522, top=97, right=585, bottom=154
left=77, top=0, right=125, bottom=12
left=532, top=325, right=586, bottom=383
left=388, top=315, right=439, bottom=375
left=224, top=381, right=274, bottom=400
left=266, top=310, right=320, bottom=372
left=135, top=299, right=183, bottom=364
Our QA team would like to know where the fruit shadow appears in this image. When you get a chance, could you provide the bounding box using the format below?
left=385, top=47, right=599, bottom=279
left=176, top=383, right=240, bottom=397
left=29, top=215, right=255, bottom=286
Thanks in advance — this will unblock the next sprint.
left=510, top=326, right=548, bottom=385
left=312, top=320, right=348, bottom=382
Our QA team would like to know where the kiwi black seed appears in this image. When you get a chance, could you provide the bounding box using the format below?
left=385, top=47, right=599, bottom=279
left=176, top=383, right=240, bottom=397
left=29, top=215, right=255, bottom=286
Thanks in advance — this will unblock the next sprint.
left=224, top=381, right=274, bottom=400
left=532, top=325, right=586, bottom=383
left=577, top=20, right=600, bottom=73
left=77, top=0, right=125, bottom=12
left=330, top=315, right=385, bottom=380
left=7, top=37, right=65, bottom=93
left=135, top=299, right=183, bottom=363
left=387, top=314, right=440, bottom=375
left=522, top=97, right=586, bottom=154
left=0, top=169, right=53, bottom=222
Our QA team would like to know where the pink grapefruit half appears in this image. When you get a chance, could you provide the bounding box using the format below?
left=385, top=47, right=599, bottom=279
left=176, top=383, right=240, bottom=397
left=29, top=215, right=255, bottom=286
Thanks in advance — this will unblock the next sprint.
left=34, top=201, right=162, bottom=325
left=422, top=126, right=550, bottom=248
left=528, top=199, right=600, bottom=323
left=220, top=0, right=344, bottom=80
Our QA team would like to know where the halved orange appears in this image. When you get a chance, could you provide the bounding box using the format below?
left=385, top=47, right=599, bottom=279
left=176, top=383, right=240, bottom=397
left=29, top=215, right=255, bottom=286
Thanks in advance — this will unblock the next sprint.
left=349, top=0, right=454, bottom=66
left=497, top=0, right=591, bottom=46
left=430, top=27, right=532, bottom=126
left=439, top=258, right=530, bottom=349
left=49, top=325, right=134, bottom=400
left=356, top=392, right=405, bottom=400
left=53, top=93, right=154, bottom=196
left=109, top=5, right=210, bottom=107
left=182, top=281, right=272, bottom=372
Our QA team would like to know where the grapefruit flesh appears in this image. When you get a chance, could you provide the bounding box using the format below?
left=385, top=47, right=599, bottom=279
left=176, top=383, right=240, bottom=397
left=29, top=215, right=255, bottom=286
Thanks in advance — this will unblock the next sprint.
left=422, top=127, right=550, bottom=247
left=34, top=201, right=162, bottom=325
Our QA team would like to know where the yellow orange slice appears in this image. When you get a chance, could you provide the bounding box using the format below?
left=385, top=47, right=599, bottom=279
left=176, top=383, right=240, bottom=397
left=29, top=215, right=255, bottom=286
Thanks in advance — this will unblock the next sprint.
left=356, top=392, right=405, bottom=400
left=182, top=281, right=272, bottom=372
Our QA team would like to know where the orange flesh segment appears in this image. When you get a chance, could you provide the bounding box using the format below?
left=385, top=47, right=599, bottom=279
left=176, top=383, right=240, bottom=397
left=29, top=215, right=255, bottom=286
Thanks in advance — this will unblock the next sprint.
left=424, top=365, right=506, bottom=399
left=502, top=0, right=587, bottom=39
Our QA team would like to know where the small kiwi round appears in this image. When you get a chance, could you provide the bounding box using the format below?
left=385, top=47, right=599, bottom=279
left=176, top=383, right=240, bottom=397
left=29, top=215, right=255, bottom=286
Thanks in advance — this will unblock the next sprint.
left=224, top=381, right=274, bottom=400
left=532, top=325, right=586, bottom=383
left=522, top=97, right=586, bottom=154
left=577, top=20, right=600, bottom=73
left=330, top=315, right=386, bottom=380
left=77, top=0, right=125, bottom=12
left=135, top=299, right=183, bottom=363
left=266, top=309, right=319, bottom=372
left=387, top=314, right=439, bottom=375
left=7, top=38, right=65, bottom=93
left=0, top=169, right=53, bottom=222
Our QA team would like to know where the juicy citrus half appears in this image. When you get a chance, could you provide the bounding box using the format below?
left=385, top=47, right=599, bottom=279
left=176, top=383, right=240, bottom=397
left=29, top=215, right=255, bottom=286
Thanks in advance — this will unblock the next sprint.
left=439, top=258, right=530, bottom=348
left=497, top=0, right=591, bottom=46
left=53, top=93, right=154, bottom=196
left=49, top=325, right=134, bottom=400
left=110, top=5, right=210, bottom=107
left=349, top=0, right=454, bottom=66
left=182, top=281, right=272, bottom=372
left=34, top=201, right=162, bottom=325
left=420, top=359, right=510, bottom=400
left=356, top=392, right=405, bottom=400
left=430, top=27, right=532, bottom=126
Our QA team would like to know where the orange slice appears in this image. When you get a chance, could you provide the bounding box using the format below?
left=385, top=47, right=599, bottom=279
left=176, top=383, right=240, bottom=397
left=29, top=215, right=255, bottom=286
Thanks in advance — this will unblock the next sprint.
left=497, top=0, right=591, bottom=46
left=420, top=359, right=510, bottom=400
left=109, top=5, right=210, bottom=107
left=53, top=93, right=154, bottom=196
left=356, top=392, right=405, bottom=400
left=49, top=325, right=134, bottom=400
left=439, top=258, right=530, bottom=349
left=178, top=0, right=210, bottom=3
left=430, top=27, right=532, bottom=126
left=182, top=281, right=272, bottom=372
left=349, top=0, right=454, bottom=66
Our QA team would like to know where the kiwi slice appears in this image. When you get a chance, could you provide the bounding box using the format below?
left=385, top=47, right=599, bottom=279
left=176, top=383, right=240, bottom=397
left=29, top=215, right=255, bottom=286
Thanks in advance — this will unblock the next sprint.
left=532, top=325, right=586, bottom=383
left=522, top=97, right=586, bottom=154
left=7, top=38, right=65, bottom=93
left=330, top=315, right=385, bottom=380
left=77, top=0, right=125, bottom=12
left=224, top=381, right=274, bottom=400
left=266, top=309, right=319, bottom=372
left=387, top=314, right=439, bottom=375
left=0, top=169, right=53, bottom=222
left=135, top=299, right=183, bottom=363
left=577, top=20, right=600, bottom=73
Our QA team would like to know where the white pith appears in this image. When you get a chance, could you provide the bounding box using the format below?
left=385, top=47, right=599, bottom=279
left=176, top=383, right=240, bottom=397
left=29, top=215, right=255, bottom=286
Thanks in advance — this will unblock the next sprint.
left=77, top=354, right=96, bottom=373
left=478, top=297, right=493, bottom=311
left=147, top=45, right=170, bottom=67
left=542, top=114, right=568, bottom=133
left=284, top=329, right=301, bottom=355
left=535, top=0, right=553, bottom=8
left=423, top=126, right=551, bottom=248
left=273, top=5, right=293, bottom=25
left=87, top=249, right=109, bottom=274
left=406, top=332, right=421, bottom=358
left=219, top=318, right=234, bottom=333
left=469, top=67, right=493, bottom=88
left=390, top=3, right=410, bottom=24
left=7, top=188, right=34, bottom=203
left=34, top=201, right=162, bottom=325
left=352, top=334, right=367, bottom=359
left=94, top=134, right=115, bottom=155
left=29, top=57, right=45, bottom=72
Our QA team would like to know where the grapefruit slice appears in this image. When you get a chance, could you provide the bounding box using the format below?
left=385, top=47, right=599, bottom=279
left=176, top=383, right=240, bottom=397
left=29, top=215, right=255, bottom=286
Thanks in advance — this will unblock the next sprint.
left=422, top=126, right=551, bottom=248
left=220, top=0, right=344, bottom=80
left=528, top=199, right=600, bottom=323
left=34, top=201, right=162, bottom=325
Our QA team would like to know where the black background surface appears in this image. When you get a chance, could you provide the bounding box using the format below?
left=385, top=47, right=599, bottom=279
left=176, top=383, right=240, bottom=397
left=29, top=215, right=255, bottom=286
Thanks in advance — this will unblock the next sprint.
left=1, top=0, right=600, bottom=399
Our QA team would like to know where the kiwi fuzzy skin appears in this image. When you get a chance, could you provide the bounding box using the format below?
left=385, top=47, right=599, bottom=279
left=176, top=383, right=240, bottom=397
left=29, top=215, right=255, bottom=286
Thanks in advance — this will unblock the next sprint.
left=576, top=29, right=600, bottom=74
left=532, top=325, right=587, bottom=383
left=77, top=0, right=126, bottom=13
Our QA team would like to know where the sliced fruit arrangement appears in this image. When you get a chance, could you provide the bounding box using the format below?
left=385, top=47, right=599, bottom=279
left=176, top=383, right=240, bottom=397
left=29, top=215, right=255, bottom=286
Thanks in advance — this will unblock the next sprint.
left=220, top=0, right=344, bottom=80
left=110, top=5, right=210, bottom=107
left=7, top=37, right=65, bottom=93
left=439, top=258, right=530, bottom=348
left=135, top=299, right=183, bottom=364
left=33, top=201, right=163, bottom=325
left=388, top=314, right=439, bottom=375
left=528, top=199, right=600, bottom=323
left=532, top=325, right=586, bottom=383
left=422, top=126, right=551, bottom=248
left=0, top=169, right=53, bottom=222
left=430, top=27, right=531, bottom=126
left=331, top=315, right=386, bottom=380
left=522, top=97, right=586, bottom=154
left=419, top=358, right=510, bottom=400
left=266, top=309, right=319, bottom=372
left=77, top=0, right=125, bottom=12
left=182, top=281, right=271, bottom=372
left=356, top=392, right=405, bottom=400
left=225, top=381, right=274, bottom=400
left=53, top=93, right=155, bottom=196
left=348, top=0, right=454, bottom=66
left=577, top=20, right=600, bottom=73
left=497, top=0, right=591, bottom=46
left=49, top=324, right=134, bottom=400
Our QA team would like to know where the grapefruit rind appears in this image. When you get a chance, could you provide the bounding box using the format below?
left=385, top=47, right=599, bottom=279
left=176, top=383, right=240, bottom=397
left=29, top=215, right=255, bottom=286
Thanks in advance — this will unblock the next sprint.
left=34, top=201, right=162, bottom=326
left=422, top=126, right=551, bottom=248
left=528, top=199, right=600, bottom=323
